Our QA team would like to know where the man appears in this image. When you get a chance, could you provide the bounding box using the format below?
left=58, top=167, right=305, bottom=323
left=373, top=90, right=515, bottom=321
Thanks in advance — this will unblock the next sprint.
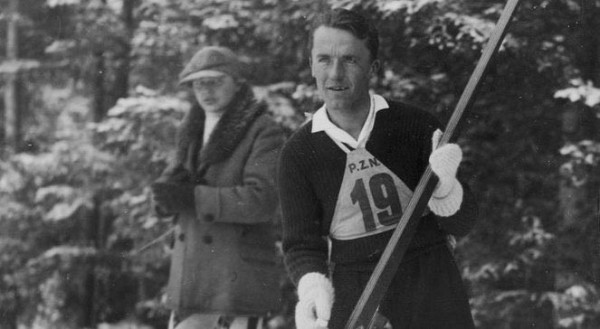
left=278, top=9, right=478, bottom=329
left=152, top=46, right=285, bottom=329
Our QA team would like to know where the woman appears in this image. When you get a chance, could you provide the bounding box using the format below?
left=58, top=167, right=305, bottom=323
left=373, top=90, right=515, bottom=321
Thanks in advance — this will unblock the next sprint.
left=152, top=46, right=286, bottom=329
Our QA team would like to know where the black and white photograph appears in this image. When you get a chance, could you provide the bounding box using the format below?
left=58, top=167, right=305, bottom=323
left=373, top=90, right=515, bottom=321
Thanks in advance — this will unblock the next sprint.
left=0, top=1, right=598, bottom=329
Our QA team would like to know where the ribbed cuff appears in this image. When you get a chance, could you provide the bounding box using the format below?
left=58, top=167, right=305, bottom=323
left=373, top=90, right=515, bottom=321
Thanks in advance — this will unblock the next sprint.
left=297, top=272, right=334, bottom=301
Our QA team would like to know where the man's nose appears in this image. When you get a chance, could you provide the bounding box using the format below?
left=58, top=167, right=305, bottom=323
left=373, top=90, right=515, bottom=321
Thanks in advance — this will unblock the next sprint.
left=329, top=60, right=344, bottom=80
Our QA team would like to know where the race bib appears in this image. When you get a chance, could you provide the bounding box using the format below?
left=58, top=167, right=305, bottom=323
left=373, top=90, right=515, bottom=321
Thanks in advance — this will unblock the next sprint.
left=330, top=148, right=417, bottom=240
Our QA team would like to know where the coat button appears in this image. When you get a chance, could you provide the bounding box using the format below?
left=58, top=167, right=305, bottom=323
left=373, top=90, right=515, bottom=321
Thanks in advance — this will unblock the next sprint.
left=202, top=235, right=213, bottom=244
left=205, top=214, right=215, bottom=222
left=178, top=233, right=185, bottom=242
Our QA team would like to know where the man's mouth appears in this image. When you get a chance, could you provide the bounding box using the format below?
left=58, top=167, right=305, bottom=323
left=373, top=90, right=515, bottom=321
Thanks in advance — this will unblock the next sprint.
left=327, top=86, right=349, bottom=92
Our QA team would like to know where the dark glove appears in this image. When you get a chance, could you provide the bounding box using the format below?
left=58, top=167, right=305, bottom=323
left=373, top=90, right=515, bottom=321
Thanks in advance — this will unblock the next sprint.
left=151, top=181, right=196, bottom=214
left=157, top=164, right=192, bottom=183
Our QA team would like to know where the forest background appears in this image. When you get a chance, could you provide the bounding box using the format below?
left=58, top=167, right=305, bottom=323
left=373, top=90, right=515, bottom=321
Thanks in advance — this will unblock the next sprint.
left=0, top=0, right=599, bottom=328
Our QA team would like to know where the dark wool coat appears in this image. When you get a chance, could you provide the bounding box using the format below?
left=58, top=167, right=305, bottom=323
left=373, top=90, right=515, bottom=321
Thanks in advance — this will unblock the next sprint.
left=162, top=85, right=286, bottom=317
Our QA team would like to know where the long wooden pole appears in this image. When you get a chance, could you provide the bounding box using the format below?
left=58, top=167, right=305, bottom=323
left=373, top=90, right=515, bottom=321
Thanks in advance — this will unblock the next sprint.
left=345, top=1, right=522, bottom=328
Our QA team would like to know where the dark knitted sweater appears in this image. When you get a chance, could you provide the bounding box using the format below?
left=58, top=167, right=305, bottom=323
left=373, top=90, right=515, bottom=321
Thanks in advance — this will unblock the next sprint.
left=278, top=100, right=478, bottom=285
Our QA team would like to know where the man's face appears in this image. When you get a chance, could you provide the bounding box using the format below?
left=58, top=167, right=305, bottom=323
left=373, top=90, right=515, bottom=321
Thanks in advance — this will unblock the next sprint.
left=192, top=74, right=240, bottom=114
left=311, top=26, right=378, bottom=114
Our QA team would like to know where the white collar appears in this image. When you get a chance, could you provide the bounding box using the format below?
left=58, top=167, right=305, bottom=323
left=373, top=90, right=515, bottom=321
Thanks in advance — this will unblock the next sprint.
left=311, top=94, right=389, bottom=149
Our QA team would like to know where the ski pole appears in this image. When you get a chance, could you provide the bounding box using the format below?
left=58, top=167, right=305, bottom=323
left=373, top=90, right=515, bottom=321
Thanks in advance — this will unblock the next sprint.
left=345, top=1, right=522, bottom=328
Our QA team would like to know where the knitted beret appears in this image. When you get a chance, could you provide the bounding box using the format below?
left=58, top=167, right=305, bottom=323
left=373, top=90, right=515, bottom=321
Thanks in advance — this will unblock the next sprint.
left=178, top=46, right=242, bottom=84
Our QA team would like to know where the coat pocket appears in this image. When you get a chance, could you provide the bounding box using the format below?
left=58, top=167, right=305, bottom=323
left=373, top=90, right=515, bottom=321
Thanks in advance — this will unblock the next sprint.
left=238, top=225, right=281, bottom=266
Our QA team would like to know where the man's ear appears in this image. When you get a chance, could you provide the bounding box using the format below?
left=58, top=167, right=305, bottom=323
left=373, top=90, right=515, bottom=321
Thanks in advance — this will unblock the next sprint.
left=233, top=79, right=243, bottom=93
left=309, top=57, right=315, bottom=77
left=370, top=59, right=381, bottom=76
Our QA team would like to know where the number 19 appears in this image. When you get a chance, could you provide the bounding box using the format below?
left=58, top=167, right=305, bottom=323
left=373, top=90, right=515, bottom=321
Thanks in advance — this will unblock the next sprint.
left=350, top=173, right=402, bottom=232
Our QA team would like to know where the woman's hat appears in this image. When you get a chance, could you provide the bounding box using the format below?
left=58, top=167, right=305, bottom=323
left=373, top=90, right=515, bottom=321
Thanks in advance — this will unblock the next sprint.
left=178, top=46, right=242, bottom=84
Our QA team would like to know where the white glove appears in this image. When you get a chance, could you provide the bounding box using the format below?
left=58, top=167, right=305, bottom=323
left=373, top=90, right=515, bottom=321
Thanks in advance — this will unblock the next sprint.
left=295, top=272, right=334, bottom=329
left=428, top=129, right=464, bottom=216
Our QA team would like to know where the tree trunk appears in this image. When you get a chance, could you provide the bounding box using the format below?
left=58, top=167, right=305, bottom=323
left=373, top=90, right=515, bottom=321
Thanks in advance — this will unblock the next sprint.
left=3, top=74, right=22, bottom=153
left=93, top=51, right=106, bottom=122
left=83, top=194, right=104, bottom=327
left=110, top=0, right=135, bottom=108
left=0, top=307, right=17, bottom=329
left=3, top=0, right=21, bottom=153
left=557, top=2, right=600, bottom=318
left=557, top=104, right=598, bottom=328
left=579, top=0, right=600, bottom=82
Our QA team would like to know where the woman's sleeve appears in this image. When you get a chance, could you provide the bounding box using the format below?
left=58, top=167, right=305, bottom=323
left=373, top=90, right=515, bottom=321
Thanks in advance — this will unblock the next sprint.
left=193, top=119, right=285, bottom=224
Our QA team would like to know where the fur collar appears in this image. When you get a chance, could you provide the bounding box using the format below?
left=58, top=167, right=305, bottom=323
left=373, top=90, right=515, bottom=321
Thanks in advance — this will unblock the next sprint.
left=200, top=85, right=265, bottom=165
left=170, top=84, right=265, bottom=180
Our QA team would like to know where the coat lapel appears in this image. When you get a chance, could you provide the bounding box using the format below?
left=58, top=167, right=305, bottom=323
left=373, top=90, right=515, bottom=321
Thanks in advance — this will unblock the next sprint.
left=164, top=84, right=266, bottom=183
left=197, top=85, right=265, bottom=168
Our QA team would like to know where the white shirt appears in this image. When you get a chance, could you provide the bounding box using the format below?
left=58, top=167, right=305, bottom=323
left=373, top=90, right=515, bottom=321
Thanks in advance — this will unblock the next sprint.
left=203, top=112, right=223, bottom=145
left=311, top=94, right=389, bottom=149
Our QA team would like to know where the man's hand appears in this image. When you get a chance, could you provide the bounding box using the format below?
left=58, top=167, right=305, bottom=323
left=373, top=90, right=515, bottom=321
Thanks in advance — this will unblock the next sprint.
left=428, top=129, right=464, bottom=216
left=151, top=181, right=196, bottom=214
left=295, top=272, right=334, bottom=329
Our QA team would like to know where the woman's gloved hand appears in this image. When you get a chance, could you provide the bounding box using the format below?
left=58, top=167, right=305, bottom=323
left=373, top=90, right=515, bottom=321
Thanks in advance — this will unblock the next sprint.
left=151, top=181, right=195, bottom=214
left=428, top=129, right=464, bottom=217
left=295, top=272, right=334, bottom=329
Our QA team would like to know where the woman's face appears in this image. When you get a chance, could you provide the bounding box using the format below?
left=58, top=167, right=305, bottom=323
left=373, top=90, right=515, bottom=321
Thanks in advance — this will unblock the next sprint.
left=192, top=74, right=240, bottom=114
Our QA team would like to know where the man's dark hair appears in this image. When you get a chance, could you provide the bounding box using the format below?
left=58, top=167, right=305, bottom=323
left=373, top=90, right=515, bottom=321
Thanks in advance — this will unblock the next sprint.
left=308, top=8, right=379, bottom=61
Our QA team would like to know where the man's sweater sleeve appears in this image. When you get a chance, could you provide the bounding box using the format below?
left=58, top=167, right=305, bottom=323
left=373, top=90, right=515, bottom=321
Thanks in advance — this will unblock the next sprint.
left=417, top=109, right=478, bottom=237
left=435, top=183, right=478, bottom=237
left=278, top=139, right=329, bottom=285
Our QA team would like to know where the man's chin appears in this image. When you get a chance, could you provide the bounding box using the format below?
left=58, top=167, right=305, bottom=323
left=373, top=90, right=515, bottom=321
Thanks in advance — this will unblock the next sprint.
left=324, top=99, right=352, bottom=112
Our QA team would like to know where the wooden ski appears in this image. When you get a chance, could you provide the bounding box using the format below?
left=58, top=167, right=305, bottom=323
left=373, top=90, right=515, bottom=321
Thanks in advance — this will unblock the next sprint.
left=344, top=0, right=522, bottom=328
